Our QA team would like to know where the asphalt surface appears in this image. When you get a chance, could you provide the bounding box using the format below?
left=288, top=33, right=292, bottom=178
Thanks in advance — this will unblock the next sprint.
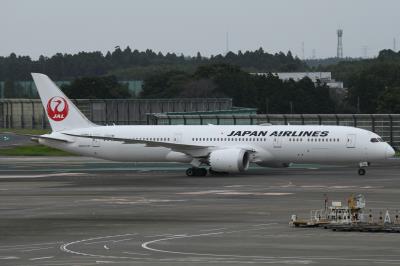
left=0, top=157, right=399, bottom=265
left=0, top=133, right=33, bottom=148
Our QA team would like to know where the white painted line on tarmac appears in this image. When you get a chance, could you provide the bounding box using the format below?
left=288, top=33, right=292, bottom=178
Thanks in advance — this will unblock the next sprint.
left=261, top=193, right=293, bottom=196
left=177, top=190, right=232, bottom=195
left=142, top=231, right=235, bottom=257
left=0, top=173, right=86, bottom=179
left=144, top=234, right=175, bottom=238
left=300, top=185, right=326, bottom=188
left=330, top=185, right=357, bottom=189
left=111, top=238, right=134, bottom=243
left=85, top=236, right=136, bottom=245
left=280, top=182, right=295, bottom=188
left=0, top=256, right=19, bottom=260
left=84, top=240, right=112, bottom=245
left=60, top=234, right=136, bottom=259
left=29, top=256, right=54, bottom=261
left=22, top=246, right=54, bottom=252
left=83, top=198, right=184, bottom=205
left=178, top=190, right=293, bottom=196
left=199, top=228, right=227, bottom=232
left=215, top=192, right=252, bottom=195
left=141, top=226, right=400, bottom=263
left=0, top=242, right=62, bottom=250
left=122, top=251, right=149, bottom=256
left=252, top=223, right=278, bottom=227
left=224, top=185, right=253, bottom=188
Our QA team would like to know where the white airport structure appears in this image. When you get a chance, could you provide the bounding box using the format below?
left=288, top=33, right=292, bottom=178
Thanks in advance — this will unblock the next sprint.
left=253, top=72, right=344, bottom=90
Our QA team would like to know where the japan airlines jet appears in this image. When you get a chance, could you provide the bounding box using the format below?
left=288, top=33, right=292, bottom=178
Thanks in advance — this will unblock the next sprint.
left=31, top=73, right=395, bottom=176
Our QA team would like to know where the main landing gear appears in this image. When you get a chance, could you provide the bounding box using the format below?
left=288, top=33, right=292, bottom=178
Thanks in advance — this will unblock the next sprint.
left=186, top=167, right=208, bottom=177
left=358, top=162, right=369, bottom=176
left=358, top=168, right=366, bottom=176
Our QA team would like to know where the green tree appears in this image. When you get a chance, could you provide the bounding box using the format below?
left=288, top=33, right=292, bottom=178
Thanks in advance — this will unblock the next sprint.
left=346, top=62, right=400, bottom=113
left=3, top=80, right=14, bottom=98
left=62, top=76, right=130, bottom=99
left=140, top=70, right=190, bottom=98
left=377, top=86, right=400, bottom=113
left=141, top=64, right=336, bottom=113
left=0, top=47, right=308, bottom=81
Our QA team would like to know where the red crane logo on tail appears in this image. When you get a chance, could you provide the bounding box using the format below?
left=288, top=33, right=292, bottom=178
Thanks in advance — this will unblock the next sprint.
left=47, top=96, right=69, bottom=121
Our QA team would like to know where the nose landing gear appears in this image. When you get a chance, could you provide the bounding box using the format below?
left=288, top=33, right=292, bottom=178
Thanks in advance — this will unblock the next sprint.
left=358, top=168, right=366, bottom=176
left=358, top=162, right=370, bottom=176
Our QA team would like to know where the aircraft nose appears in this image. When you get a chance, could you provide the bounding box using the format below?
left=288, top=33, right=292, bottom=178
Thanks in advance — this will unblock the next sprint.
left=386, top=145, right=396, bottom=158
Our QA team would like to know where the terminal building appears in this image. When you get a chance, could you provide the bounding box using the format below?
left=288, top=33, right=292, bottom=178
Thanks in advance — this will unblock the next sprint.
left=253, top=72, right=344, bottom=90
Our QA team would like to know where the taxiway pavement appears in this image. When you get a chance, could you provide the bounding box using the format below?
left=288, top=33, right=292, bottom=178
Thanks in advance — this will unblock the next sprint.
left=0, top=157, right=399, bottom=265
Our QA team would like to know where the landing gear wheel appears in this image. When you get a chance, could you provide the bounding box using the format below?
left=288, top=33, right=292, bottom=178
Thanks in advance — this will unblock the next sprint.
left=186, top=168, right=195, bottom=177
left=209, top=168, right=218, bottom=175
left=208, top=168, right=228, bottom=176
left=358, top=168, right=366, bottom=176
left=186, top=167, right=207, bottom=177
left=197, top=168, right=208, bottom=176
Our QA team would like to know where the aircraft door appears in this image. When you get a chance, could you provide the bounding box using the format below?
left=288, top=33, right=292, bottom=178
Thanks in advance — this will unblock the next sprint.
left=346, top=134, right=356, bottom=148
left=174, top=133, right=182, bottom=144
left=273, top=137, right=282, bottom=148
left=91, top=135, right=100, bottom=148
left=90, top=135, right=101, bottom=156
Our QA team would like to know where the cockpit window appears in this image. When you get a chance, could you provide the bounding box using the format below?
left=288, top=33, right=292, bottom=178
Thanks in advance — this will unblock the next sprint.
left=370, top=138, right=385, bottom=143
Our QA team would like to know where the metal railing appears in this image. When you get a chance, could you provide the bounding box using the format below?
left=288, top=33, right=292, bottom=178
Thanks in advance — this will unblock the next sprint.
left=0, top=98, right=233, bottom=128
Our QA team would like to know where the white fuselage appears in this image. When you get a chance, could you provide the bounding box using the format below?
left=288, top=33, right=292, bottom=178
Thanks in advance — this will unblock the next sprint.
left=40, top=125, right=394, bottom=167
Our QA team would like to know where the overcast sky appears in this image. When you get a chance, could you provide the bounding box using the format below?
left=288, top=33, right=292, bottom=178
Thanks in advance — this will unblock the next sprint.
left=2, top=0, right=399, bottom=59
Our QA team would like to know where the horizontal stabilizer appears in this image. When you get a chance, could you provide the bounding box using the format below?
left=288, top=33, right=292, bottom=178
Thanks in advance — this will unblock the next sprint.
left=17, top=133, right=73, bottom=143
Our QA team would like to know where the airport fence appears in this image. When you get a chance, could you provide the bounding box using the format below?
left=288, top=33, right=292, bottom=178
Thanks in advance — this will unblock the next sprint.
left=147, top=113, right=400, bottom=149
left=1, top=99, right=399, bottom=150
left=0, top=98, right=232, bottom=128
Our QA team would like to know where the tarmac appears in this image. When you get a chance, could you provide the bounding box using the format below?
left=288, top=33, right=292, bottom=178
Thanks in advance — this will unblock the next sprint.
left=0, top=133, right=33, bottom=148
left=0, top=156, right=399, bottom=265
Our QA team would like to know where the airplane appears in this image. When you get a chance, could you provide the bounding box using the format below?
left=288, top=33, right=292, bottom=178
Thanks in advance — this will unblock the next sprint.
left=30, top=73, right=396, bottom=176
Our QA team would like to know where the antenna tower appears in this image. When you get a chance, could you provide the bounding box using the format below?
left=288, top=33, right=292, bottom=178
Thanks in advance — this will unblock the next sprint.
left=225, top=32, right=229, bottom=55
left=362, top=45, right=368, bottom=58
left=337, top=29, right=343, bottom=58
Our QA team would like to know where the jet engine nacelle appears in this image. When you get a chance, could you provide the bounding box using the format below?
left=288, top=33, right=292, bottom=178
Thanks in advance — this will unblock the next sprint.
left=209, top=148, right=250, bottom=173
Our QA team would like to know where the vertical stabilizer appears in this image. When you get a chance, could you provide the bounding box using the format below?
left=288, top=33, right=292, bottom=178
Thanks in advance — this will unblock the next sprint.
left=31, top=73, right=95, bottom=131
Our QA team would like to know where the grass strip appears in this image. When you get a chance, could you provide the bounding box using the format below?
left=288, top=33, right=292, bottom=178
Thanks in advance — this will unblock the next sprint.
left=0, top=129, right=51, bottom=135
left=0, top=144, right=76, bottom=156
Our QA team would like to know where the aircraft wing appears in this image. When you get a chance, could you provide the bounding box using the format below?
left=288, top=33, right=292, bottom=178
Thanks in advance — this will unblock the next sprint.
left=63, top=133, right=215, bottom=157
left=63, top=133, right=256, bottom=158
